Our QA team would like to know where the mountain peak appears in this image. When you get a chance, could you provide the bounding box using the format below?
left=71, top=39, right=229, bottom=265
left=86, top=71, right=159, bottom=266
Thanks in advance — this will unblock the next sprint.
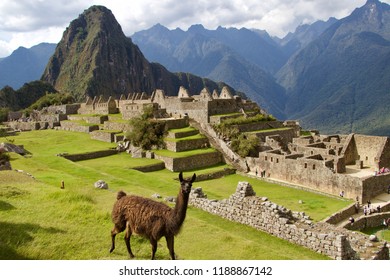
left=188, top=24, right=206, bottom=32
left=41, top=5, right=151, bottom=99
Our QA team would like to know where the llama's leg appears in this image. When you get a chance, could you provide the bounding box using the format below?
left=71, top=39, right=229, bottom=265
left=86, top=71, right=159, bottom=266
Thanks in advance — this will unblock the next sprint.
left=124, top=226, right=135, bottom=259
left=150, top=238, right=158, bottom=260
left=110, top=227, right=120, bottom=253
left=165, top=235, right=175, bottom=260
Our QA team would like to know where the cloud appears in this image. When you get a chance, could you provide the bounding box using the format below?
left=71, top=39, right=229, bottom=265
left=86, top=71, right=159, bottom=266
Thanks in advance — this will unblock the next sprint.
left=0, top=0, right=389, bottom=57
left=0, top=0, right=90, bottom=32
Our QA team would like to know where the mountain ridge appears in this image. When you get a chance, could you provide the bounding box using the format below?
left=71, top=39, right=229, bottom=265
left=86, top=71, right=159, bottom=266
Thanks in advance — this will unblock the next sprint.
left=277, top=0, right=390, bottom=135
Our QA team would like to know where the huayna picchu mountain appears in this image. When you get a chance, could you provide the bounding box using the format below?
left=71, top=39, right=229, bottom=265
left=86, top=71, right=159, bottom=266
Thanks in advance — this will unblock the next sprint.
left=41, top=6, right=238, bottom=101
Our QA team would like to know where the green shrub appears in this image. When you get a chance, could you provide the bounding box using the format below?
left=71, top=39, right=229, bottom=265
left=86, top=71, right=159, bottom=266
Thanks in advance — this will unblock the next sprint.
left=0, top=108, right=9, bottom=122
left=0, top=149, right=10, bottom=163
left=29, top=93, right=75, bottom=111
left=230, top=133, right=260, bottom=157
left=126, top=106, right=167, bottom=150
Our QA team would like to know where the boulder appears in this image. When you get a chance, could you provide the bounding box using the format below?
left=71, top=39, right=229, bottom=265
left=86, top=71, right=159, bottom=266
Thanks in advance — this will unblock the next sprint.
left=94, top=180, right=108, bottom=189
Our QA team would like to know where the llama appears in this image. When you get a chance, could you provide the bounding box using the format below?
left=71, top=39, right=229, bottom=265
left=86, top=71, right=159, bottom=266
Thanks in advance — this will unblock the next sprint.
left=109, top=172, right=196, bottom=260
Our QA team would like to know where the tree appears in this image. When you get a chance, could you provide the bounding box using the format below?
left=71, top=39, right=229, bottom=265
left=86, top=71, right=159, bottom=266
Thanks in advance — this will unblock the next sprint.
left=126, top=106, right=167, bottom=150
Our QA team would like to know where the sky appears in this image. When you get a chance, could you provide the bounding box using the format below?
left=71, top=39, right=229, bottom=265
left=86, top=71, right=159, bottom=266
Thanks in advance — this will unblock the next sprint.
left=0, top=0, right=389, bottom=58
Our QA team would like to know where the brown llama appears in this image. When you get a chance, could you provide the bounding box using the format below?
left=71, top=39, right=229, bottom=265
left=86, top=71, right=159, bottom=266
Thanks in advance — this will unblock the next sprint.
left=109, top=172, right=196, bottom=260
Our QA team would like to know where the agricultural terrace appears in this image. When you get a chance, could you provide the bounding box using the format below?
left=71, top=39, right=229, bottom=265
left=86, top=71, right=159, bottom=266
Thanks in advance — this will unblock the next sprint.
left=0, top=130, right=353, bottom=260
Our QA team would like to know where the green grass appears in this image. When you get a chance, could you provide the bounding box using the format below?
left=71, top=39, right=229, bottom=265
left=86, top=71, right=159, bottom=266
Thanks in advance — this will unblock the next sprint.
left=0, top=130, right=339, bottom=260
left=168, top=126, right=197, bottom=133
left=164, top=134, right=205, bottom=142
left=153, top=148, right=217, bottom=158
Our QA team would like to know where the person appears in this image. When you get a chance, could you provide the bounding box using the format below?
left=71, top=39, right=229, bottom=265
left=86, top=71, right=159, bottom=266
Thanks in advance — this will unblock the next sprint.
left=255, top=169, right=258, bottom=177
left=354, top=200, right=360, bottom=214
left=363, top=206, right=367, bottom=216
left=339, top=191, right=344, bottom=197
left=349, top=217, right=355, bottom=225
left=377, top=205, right=381, bottom=213
left=367, top=200, right=371, bottom=208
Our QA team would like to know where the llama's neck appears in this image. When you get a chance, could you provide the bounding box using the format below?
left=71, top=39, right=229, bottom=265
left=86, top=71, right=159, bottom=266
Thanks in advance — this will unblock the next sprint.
left=171, top=190, right=190, bottom=232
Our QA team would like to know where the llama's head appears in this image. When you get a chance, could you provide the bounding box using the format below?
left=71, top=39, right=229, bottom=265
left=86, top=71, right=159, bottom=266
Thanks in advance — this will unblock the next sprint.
left=179, top=172, right=196, bottom=194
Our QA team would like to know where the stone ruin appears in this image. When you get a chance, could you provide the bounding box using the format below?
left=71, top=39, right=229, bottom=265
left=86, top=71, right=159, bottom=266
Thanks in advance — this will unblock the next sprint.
left=189, top=181, right=389, bottom=260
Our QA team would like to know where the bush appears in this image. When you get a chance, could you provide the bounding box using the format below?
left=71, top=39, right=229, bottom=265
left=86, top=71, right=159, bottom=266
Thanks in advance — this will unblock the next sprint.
left=0, top=108, right=9, bottom=122
left=230, top=133, right=260, bottom=157
left=126, top=106, right=167, bottom=150
left=29, top=93, right=75, bottom=111
left=0, top=148, right=10, bottom=163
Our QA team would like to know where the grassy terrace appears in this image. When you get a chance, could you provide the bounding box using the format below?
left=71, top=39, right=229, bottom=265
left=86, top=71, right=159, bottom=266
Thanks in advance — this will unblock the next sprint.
left=168, top=126, right=198, bottom=133
left=164, top=134, right=206, bottom=142
left=153, top=148, right=216, bottom=158
left=0, top=130, right=354, bottom=260
left=61, top=119, right=100, bottom=127
left=249, top=127, right=292, bottom=133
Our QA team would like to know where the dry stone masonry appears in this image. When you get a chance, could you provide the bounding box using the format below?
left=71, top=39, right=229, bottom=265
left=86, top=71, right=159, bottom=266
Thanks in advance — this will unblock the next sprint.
left=189, top=181, right=389, bottom=260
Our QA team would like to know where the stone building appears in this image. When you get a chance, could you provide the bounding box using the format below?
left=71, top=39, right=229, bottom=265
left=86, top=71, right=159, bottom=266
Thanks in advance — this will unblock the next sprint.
left=246, top=132, right=390, bottom=203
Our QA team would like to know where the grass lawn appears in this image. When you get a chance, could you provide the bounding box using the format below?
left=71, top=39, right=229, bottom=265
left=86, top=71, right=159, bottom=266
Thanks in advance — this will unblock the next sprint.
left=0, top=130, right=340, bottom=260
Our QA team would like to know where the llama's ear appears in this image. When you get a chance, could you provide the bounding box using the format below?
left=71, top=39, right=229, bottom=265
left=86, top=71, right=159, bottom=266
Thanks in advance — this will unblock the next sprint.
left=191, top=173, right=196, bottom=182
left=179, top=172, right=183, bottom=182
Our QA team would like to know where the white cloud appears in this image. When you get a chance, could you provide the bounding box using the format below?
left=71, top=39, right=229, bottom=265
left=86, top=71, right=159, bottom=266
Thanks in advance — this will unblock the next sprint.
left=1, top=0, right=389, bottom=57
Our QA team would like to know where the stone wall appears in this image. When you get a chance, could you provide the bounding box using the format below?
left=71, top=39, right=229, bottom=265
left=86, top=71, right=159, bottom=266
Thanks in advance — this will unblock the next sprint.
left=61, top=149, right=117, bottom=161
left=132, top=162, right=165, bottom=172
left=354, top=135, right=388, bottom=169
left=361, top=173, right=390, bottom=202
left=164, top=117, right=189, bottom=130
left=67, top=115, right=108, bottom=124
left=247, top=152, right=364, bottom=201
left=165, top=137, right=209, bottom=152
left=254, top=128, right=296, bottom=144
left=346, top=212, right=390, bottom=231
left=233, top=121, right=284, bottom=133
left=5, top=121, right=47, bottom=131
left=103, top=121, right=132, bottom=133
left=46, top=104, right=80, bottom=115
left=59, top=121, right=99, bottom=133
left=324, top=204, right=358, bottom=225
left=194, top=168, right=236, bottom=182
left=90, top=130, right=119, bottom=143
left=189, top=182, right=389, bottom=260
left=155, top=151, right=222, bottom=172
left=162, top=98, right=210, bottom=124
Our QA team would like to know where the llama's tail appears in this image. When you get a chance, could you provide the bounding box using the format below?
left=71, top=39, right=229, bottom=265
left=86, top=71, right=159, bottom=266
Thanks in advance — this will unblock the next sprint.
left=117, top=190, right=127, bottom=200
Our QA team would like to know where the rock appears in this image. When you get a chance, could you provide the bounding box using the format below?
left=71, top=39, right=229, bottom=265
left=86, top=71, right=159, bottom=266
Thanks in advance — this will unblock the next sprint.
left=152, top=193, right=161, bottom=199
left=165, top=196, right=176, bottom=203
left=94, top=180, right=108, bottom=189
left=1, top=142, right=27, bottom=155
left=369, top=235, right=378, bottom=242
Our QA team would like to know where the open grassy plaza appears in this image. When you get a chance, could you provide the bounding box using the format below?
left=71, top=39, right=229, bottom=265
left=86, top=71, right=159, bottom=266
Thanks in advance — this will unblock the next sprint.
left=0, top=130, right=356, bottom=260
